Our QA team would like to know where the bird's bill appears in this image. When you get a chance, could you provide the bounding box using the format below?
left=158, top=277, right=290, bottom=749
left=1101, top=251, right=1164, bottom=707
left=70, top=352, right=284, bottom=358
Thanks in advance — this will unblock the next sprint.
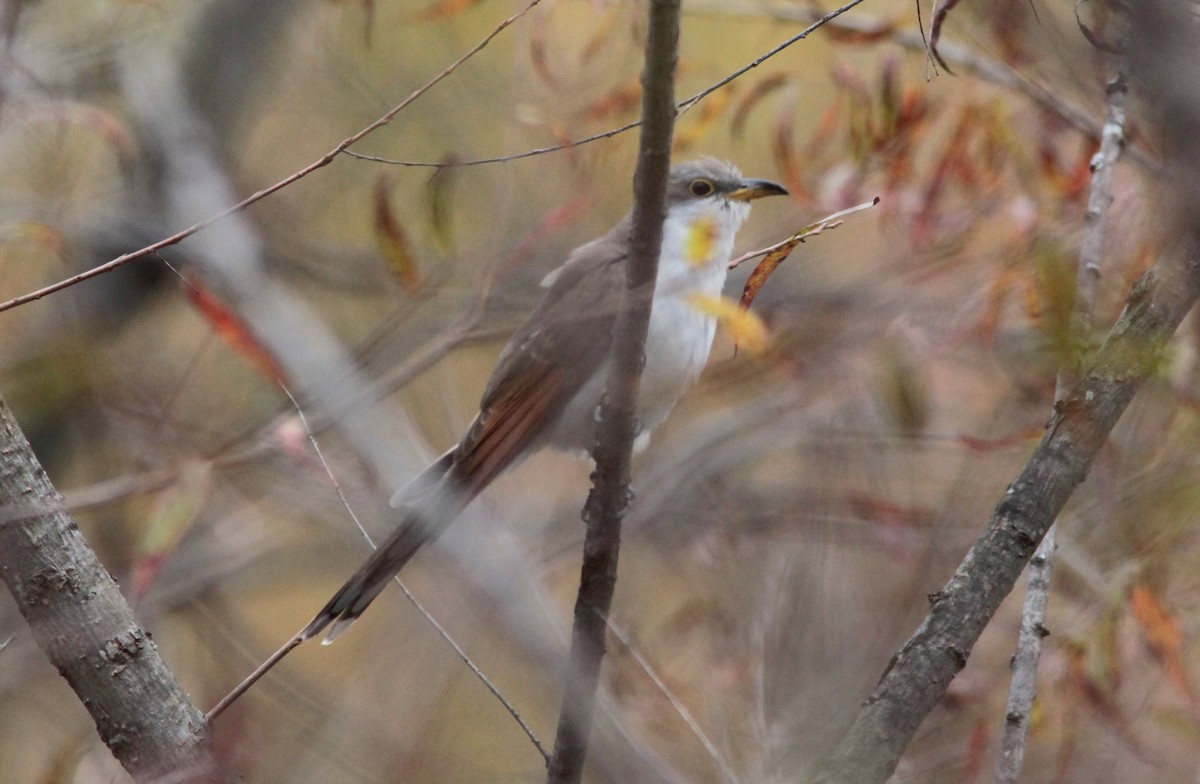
left=727, top=179, right=789, bottom=202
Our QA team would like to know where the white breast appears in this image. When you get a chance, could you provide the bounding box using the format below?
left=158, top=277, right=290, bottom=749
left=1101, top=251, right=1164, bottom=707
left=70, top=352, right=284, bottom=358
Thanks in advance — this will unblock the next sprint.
left=539, top=196, right=751, bottom=455
left=637, top=197, right=749, bottom=435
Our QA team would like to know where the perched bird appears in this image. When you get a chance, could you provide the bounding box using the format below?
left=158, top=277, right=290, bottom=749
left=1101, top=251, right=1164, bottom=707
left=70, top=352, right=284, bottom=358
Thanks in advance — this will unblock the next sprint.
left=302, top=159, right=787, bottom=643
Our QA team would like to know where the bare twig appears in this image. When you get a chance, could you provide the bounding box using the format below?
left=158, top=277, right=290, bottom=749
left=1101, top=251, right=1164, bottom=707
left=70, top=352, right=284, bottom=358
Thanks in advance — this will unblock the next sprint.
left=208, top=387, right=548, bottom=760
left=993, top=66, right=1129, bottom=784
left=0, top=0, right=543, bottom=315
left=606, top=616, right=742, bottom=784
left=728, top=197, right=878, bottom=269
left=543, top=0, right=682, bottom=780
left=343, top=0, right=872, bottom=170
left=206, top=633, right=304, bottom=722
left=812, top=246, right=1200, bottom=784
left=685, top=1, right=1157, bottom=171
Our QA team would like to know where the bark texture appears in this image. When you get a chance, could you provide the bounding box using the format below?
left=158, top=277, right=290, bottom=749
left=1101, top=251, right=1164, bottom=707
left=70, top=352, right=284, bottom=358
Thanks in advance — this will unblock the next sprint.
left=0, top=397, right=228, bottom=783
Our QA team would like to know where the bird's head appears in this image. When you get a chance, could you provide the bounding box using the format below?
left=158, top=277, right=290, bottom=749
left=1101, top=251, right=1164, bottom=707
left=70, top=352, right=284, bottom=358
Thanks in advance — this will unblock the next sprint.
left=663, top=158, right=788, bottom=269
left=666, top=158, right=789, bottom=207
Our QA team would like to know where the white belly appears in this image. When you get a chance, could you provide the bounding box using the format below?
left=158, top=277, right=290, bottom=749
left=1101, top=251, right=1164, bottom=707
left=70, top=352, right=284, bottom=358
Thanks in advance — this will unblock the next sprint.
left=543, top=197, right=745, bottom=453
left=636, top=200, right=741, bottom=434
left=637, top=275, right=720, bottom=433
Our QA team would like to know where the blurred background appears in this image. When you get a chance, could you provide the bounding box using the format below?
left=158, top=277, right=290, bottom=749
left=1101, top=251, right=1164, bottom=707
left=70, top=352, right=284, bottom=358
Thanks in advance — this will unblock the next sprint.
left=0, top=0, right=1193, bottom=781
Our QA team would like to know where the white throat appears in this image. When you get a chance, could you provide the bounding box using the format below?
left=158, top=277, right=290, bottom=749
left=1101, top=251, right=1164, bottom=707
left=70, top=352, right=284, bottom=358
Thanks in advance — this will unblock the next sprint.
left=635, top=197, right=751, bottom=440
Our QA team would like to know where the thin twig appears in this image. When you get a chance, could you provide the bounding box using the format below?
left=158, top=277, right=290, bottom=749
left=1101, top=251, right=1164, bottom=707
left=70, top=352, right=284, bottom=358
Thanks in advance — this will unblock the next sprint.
left=993, top=69, right=1127, bottom=784
left=605, top=615, right=742, bottom=784
left=206, top=633, right=304, bottom=722
left=207, top=387, right=547, bottom=761
left=813, top=249, right=1200, bottom=784
left=684, top=1, right=1157, bottom=171
left=0, top=0, right=543, bottom=315
left=342, top=0, right=872, bottom=170
left=728, top=197, right=878, bottom=269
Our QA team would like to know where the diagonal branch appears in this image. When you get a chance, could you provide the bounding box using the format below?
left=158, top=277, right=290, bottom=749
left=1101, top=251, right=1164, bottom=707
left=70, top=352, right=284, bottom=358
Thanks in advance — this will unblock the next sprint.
left=0, top=397, right=233, bottom=783
left=812, top=244, right=1200, bottom=784
left=993, top=68, right=1128, bottom=784
left=811, top=4, right=1200, bottom=781
left=343, top=0, right=871, bottom=170
left=0, top=0, right=543, bottom=316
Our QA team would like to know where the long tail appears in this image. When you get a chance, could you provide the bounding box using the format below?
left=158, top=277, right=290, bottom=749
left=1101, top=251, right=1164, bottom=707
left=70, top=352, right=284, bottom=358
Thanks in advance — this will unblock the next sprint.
left=300, top=450, right=472, bottom=644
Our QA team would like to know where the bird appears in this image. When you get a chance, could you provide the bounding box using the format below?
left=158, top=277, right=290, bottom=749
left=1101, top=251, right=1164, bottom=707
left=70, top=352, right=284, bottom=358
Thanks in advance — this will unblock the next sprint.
left=301, top=158, right=787, bottom=643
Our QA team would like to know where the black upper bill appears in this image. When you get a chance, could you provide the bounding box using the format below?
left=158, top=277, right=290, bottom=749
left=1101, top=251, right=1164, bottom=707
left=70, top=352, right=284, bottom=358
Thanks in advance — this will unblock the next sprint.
left=726, top=179, right=789, bottom=202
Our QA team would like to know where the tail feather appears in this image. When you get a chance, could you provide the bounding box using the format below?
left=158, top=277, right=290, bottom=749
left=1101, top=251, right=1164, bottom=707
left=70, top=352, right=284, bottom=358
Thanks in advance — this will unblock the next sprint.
left=301, top=451, right=471, bottom=643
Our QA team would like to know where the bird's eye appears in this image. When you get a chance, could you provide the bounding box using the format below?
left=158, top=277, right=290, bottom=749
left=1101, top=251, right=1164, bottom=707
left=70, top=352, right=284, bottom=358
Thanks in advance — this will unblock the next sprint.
left=688, top=178, right=715, bottom=197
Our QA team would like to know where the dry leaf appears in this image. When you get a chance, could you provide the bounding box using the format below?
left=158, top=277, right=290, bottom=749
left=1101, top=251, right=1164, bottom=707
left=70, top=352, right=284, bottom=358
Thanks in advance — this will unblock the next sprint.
left=736, top=199, right=878, bottom=312
left=772, top=86, right=809, bottom=202
left=584, top=78, right=642, bottom=124
left=415, top=0, right=483, bottom=22
left=0, top=221, right=67, bottom=258
left=580, top=6, right=620, bottom=62
left=731, top=72, right=789, bottom=140
left=374, top=175, right=424, bottom=297
left=530, top=9, right=557, bottom=87
left=674, top=86, right=735, bottom=152
left=740, top=237, right=801, bottom=313
left=824, top=15, right=898, bottom=44
left=132, top=462, right=212, bottom=599
left=929, top=0, right=965, bottom=73
left=427, top=159, right=457, bottom=252
left=186, top=275, right=286, bottom=382
left=1130, top=584, right=1197, bottom=703
left=956, top=426, right=1043, bottom=452
left=361, top=0, right=375, bottom=45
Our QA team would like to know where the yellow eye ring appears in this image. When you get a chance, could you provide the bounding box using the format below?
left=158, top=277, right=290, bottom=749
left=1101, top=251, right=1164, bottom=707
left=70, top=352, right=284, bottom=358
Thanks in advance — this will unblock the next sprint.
left=688, top=178, right=715, bottom=197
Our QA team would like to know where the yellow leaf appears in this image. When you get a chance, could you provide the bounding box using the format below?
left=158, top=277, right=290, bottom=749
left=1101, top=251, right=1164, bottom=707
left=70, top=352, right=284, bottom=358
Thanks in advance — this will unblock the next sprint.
left=687, top=292, right=769, bottom=355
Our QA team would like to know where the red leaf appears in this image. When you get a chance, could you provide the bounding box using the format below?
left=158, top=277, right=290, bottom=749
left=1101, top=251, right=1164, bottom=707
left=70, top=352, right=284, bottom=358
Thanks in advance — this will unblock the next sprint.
left=583, top=78, right=642, bottom=124
left=415, top=0, right=484, bottom=22
left=374, top=174, right=424, bottom=298
left=824, top=15, right=898, bottom=44
left=1130, top=584, right=1197, bottom=704
left=730, top=72, right=789, bottom=141
left=675, top=86, right=736, bottom=153
left=740, top=238, right=801, bottom=313
left=186, top=275, right=286, bottom=383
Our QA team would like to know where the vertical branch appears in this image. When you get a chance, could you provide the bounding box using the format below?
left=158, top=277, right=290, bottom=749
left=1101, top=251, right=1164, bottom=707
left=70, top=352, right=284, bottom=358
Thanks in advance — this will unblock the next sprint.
left=813, top=4, right=1200, bottom=780
left=543, top=0, right=681, bottom=781
left=0, top=397, right=230, bottom=783
left=811, top=247, right=1200, bottom=784
left=994, top=70, right=1128, bottom=784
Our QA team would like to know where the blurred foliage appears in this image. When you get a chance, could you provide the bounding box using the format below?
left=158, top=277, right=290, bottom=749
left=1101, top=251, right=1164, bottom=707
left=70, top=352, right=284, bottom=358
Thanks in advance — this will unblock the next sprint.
left=0, top=0, right=1195, bottom=783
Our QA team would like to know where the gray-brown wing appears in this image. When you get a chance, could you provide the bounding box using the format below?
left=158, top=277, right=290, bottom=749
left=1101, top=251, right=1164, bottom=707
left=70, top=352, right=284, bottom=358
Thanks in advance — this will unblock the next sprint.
left=452, top=235, right=628, bottom=485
